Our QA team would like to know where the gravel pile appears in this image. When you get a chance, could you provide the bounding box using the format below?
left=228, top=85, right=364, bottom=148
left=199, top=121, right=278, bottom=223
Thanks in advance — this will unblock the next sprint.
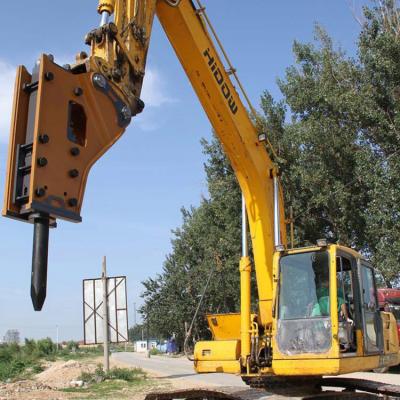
left=35, top=359, right=95, bottom=389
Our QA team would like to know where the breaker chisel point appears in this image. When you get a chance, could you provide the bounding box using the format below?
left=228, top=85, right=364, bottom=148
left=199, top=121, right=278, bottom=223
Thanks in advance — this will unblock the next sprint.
left=30, top=214, right=50, bottom=311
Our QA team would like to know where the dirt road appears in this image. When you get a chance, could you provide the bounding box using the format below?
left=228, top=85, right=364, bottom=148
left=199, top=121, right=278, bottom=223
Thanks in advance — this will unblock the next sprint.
left=112, top=352, right=400, bottom=388
left=113, top=352, right=246, bottom=387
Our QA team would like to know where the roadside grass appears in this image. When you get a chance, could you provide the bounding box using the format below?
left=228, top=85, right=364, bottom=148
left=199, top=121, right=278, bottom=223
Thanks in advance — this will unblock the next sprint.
left=149, top=348, right=163, bottom=356
left=77, top=364, right=146, bottom=384
left=0, top=358, right=43, bottom=382
left=61, top=378, right=149, bottom=394
left=0, top=341, right=44, bottom=381
left=0, top=339, right=103, bottom=382
left=56, top=346, right=103, bottom=361
left=60, top=365, right=155, bottom=399
left=0, top=339, right=168, bottom=399
left=62, top=379, right=153, bottom=399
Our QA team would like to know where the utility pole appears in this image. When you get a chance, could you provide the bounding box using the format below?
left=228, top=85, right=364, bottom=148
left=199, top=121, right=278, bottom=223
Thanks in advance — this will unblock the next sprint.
left=133, top=302, right=137, bottom=326
left=102, top=256, right=110, bottom=372
left=56, top=325, right=59, bottom=352
left=146, top=311, right=150, bottom=358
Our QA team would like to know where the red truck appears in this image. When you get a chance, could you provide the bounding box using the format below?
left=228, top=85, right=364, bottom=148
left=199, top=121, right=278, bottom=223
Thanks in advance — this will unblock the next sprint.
left=378, top=288, right=400, bottom=343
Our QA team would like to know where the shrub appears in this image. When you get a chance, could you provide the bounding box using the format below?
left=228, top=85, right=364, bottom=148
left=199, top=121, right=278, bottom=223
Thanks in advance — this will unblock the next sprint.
left=66, top=341, right=79, bottom=351
left=0, top=345, right=14, bottom=363
left=37, top=338, right=56, bottom=356
left=149, top=348, right=162, bottom=356
left=78, top=365, right=145, bottom=385
left=32, top=364, right=44, bottom=373
left=23, top=339, right=37, bottom=355
left=0, top=351, right=42, bottom=381
left=106, top=367, right=144, bottom=382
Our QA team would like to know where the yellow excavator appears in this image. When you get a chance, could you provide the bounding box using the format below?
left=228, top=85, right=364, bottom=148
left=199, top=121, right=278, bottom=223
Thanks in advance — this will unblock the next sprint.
left=2, top=0, right=400, bottom=397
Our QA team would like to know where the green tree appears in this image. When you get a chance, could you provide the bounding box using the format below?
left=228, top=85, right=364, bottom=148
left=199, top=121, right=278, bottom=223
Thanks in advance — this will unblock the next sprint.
left=36, top=338, right=56, bottom=356
left=260, top=26, right=371, bottom=250
left=259, top=2, right=400, bottom=284
left=140, top=138, right=242, bottom=348
left=356, top=1, right=400, bottom=284
left=128, top=324, right=159, bottom=342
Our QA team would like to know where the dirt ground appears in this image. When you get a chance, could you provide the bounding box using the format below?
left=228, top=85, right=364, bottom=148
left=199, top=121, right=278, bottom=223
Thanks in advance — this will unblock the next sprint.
left=0, top=356, right=169, bottom=400
left=1, top=355, right=399, bottom=400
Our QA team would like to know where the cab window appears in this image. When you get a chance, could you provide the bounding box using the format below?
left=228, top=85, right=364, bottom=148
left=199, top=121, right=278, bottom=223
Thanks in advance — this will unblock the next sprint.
left=336, top=256, right=354, bottom=320
left=279, top=251, right=329, bottom=319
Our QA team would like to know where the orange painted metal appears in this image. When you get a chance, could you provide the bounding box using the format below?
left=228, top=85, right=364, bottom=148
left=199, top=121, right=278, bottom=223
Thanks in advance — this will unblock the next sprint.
left=3, top=54, right=128, bottom=224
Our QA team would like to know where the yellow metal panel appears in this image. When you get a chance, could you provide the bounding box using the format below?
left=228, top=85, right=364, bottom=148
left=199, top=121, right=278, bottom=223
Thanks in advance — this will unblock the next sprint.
left=194, top=340, right=241, bottom=361
left=272, top=359, right=338, bottom=376
left=206, top=313, right=241, bottom=341
left=2, top=66, right=31, bottom=220
left=156, top=0, right=287, bottom=327
left=336, top=244, right=365, bottom=261
left=283, top=245, right=325, bottom=255
left=195, top=360, right=241, bottom=374
left=338, top=356, right=380, bottom=374
left=328, top=246, right=340, bottom=359
left=338, top=353, right=399, bottom=373
left=240, top=256, right=251, bottom=362
left=355, top=329, right=364, bottom=356
left=381, top=311, right=400, bottom=354
left=272, top=356, right=380, bottom=376
left=269, top=353, right=400, bottom=377
left=97, top=0, right=115, bottom=14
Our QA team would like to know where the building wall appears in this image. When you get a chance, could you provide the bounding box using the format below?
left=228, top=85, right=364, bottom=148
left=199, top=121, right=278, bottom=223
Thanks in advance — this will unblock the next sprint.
left=134, top=340, right=157, bottom=352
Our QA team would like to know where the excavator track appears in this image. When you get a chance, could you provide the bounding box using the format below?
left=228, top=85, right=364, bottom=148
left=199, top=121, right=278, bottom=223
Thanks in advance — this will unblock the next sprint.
left=322, top=377, right=400, bottom=397
left=243, top=375, right=400, bottom=398
left=145, top=387, right=269, bottom=400
left=145, top=386, right=379, bottom=400
left=144, top=377, right=400, bottom=400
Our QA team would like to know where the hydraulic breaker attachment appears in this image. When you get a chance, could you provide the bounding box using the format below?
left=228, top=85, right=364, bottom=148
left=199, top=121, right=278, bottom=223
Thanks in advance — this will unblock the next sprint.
left=3, top=54, right=133, bottom=310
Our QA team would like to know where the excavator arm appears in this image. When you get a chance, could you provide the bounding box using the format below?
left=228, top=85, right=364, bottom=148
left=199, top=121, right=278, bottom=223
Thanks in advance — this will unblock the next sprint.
left=156, top=0, right=288, bottom=324
left=3, top=0, right=286, bottom=321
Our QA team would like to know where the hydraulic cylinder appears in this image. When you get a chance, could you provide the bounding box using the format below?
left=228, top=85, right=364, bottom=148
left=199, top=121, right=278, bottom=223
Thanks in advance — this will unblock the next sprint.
left=240, top=256, right=252, bottom=366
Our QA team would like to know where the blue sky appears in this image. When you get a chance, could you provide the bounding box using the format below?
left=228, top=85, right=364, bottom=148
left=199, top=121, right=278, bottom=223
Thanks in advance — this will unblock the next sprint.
left=0, top=1, right=368, bottom=341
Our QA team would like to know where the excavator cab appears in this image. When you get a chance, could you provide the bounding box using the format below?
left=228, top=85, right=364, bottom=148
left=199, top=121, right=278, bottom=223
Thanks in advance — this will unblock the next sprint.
left=195, top=243, right=400, bottom=378
left=271, top=244, right=399, bottom=375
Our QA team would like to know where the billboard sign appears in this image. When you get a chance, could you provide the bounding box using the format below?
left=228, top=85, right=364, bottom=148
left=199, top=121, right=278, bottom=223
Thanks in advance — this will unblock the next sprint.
left=83, top=276, right=128, bottom=344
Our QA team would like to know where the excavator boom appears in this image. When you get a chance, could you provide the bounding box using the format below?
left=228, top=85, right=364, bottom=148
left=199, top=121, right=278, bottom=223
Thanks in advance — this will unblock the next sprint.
left=3, top=0, right=286, bottom=322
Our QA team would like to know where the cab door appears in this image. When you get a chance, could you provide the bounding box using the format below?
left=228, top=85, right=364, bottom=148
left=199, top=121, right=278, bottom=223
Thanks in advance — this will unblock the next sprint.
left=358, top=261, right=383, bottom=354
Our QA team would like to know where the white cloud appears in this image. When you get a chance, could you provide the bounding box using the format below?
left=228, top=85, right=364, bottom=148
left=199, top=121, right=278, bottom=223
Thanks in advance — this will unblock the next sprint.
left=0, top=61, right=174, bottom=140
left=0, top=60, right=16, bottom=144
left=140, top=68, right=175, bottom=108
left=135, top=68, right=176, bottom=131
